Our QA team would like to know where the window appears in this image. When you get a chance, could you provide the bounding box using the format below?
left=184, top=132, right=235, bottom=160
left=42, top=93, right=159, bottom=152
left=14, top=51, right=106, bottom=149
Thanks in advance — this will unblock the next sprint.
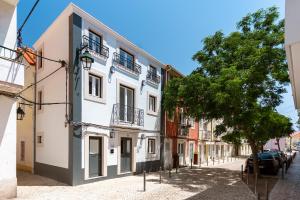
left=37, top=49, right=43, bottom=69
left=149, top=95, right=156, bottom=112
left=88, top=74, right=102, bottom=98
left=189, top=117, right=195, bottom=128
left=120, top=49, right=134, bottom=70
left=148, top=139, right=155, bottom=154
left=37, top=90, right=42, bottom=110
left=20, top=141, right=25, bottom=161
left=119, top=85, right=134, bottom=122
left=178, top=143, right=184, bottom=154
left=37, top=136, right=42, bottom=144
left=89, top=31, right=102, bottom=54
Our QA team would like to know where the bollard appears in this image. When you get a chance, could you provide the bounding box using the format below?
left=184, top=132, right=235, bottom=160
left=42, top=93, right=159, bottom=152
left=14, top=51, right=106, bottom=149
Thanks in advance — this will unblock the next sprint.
left=285, top=162, right=288, bottom=174
left=207, top=158, right=209, bottom=166
left=241, top=165, right=243, bottom=181
left=223, top=157, right=225, bottom=163
left=143, top=170, right=146, bottom=192
left=246, top=166, right=249, bottom=185
left=159, top=167, right=162, bottom=184
left=176, top=165, right=178, bottom=174
left=169, top=165, right=171, bottom=178
left=257, top=193, right=260, bottom=200
left=265, top=180, right=269, bottom=200
left=254, top=173, right=258, bottom=194
left=199, top=158, right=201, bottom=168
left=191, top=159, right=193, bottom=169
left=213, top=157, right=215, bottom=165
left=282, top=163, right=285, bottom=179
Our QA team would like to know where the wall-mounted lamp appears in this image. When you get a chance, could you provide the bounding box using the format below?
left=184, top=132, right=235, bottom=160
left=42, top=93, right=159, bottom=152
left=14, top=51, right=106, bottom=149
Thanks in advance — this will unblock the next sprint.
left=80, top=50, right=94, bottom=71
left=16, top=105, right=25, bottom=120
left=110, top=66, right=115, bottom=74
left=141, top=80, right=146, bottom=87
left=78, top=44, right=94, bottom=71
left=110, top=130, right=115, bottom=139
left=141, top=134, right=145, bottom=140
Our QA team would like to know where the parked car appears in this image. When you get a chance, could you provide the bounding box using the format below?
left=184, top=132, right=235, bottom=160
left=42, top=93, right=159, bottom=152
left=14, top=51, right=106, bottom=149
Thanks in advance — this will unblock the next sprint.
left=268, top=150, right=287, bottom=168
left=245, top=152, right=280, bottom=175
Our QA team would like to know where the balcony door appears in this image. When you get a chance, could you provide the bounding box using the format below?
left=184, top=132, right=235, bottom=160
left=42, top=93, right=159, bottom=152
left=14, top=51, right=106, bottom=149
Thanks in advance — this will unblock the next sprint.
left=89, top=31, right=102, bottom=54
left=120, top=85, right=134, bottom=123
left=120, top=49, right=134, bottom=70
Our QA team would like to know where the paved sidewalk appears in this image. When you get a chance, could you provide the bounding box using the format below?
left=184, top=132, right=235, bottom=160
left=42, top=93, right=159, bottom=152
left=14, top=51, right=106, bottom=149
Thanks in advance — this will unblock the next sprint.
left=269, top=153, right=300, bottom=200
left=15, top=160, right=255, bottom=200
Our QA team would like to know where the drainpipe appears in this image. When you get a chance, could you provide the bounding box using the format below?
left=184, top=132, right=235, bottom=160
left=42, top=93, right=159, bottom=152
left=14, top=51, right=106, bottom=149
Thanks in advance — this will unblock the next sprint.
left=33, top=62, right=37, bottom=174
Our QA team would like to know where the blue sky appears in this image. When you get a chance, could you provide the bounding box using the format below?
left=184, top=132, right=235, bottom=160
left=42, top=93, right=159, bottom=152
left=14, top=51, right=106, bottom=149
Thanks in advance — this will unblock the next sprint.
left=17, top=0, right=298, bottom=129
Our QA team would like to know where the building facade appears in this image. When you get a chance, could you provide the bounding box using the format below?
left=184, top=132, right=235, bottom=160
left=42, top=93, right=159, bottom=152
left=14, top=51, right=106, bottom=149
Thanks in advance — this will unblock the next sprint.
left=0, top=0, right=24, bottom=198
left=286, top=0, right=300, bottom=109
left=162, top=66, right=199, bottom=168
left=18, top=3, right=165, bottom=185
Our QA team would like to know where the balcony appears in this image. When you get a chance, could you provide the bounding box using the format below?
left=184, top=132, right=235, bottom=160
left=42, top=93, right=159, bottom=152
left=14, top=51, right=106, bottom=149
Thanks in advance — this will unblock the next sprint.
left=82, top=35, right=109, bottom=59
left=202, top=130, right=212, bottom=140
left=112, top=103, right=144, bottom=127
left=146, top=70, right=160, bottom=85
left=113, top=52, right=141, bottom=76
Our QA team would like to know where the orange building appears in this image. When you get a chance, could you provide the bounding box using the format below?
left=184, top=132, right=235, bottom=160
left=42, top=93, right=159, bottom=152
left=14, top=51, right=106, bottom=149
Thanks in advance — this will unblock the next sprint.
left=162, top=65, right=199, bottom=168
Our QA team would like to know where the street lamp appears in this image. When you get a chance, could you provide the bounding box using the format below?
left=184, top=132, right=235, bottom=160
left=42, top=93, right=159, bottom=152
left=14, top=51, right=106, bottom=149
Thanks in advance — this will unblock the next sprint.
left=80, top=49, right=94, bottom=71
left=16, top=105, right=25, bottom=120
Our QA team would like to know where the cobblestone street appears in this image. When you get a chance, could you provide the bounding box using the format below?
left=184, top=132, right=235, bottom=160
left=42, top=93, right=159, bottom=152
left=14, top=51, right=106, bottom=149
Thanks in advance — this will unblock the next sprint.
left=15, top=159, right=256, bottom=200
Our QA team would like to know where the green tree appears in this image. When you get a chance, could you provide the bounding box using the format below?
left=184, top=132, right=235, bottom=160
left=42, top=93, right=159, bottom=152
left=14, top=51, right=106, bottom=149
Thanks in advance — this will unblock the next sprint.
left=163, top=7, right=293, bottom=175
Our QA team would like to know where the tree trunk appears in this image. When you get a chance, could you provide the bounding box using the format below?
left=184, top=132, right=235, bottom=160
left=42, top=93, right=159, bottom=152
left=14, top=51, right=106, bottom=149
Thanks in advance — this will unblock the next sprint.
left=249, top=141, right=260, bottom=176
left=276, top=138, right=281, bottom=151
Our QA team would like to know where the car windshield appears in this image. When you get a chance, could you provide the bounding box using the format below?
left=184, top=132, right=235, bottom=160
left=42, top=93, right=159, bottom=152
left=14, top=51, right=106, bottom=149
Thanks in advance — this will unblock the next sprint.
left=258, top=153, right=274, bottom=159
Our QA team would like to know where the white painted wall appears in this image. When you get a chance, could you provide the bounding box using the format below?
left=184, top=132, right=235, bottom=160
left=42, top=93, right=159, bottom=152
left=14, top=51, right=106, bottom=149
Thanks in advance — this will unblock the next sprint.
left=0, top=1, right=24, bottom=87
left=0, top=96, right=17, bottom=197
left=285, top=0, right=300, bottom=108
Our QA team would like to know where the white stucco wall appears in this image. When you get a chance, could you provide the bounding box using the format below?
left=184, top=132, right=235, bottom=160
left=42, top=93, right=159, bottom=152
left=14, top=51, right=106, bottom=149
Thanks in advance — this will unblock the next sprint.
left=0, top=1, right=24, bottom=87
left=0, top=96, right=17, bottom=197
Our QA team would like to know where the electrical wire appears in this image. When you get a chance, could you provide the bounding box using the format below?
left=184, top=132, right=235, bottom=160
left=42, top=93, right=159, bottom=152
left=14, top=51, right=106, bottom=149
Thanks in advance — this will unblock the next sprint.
left=17, top=95, right=70, bottom=106
left=17, top=0, right=40, bottom=46
left=17, top=64, right=65, bottom=95
left=21, top=47, right=63, bottom=64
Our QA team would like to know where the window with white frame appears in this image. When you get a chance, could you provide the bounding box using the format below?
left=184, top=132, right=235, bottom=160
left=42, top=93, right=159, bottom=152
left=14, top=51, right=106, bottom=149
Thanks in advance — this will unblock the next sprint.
left=148, top=139, right=155, bottom=154
left=89, top=30, right=102, bottom=54
left=149, top=95, right=156, bottom=113
left=178, top=143, right=184, bottom=154
left=88, top=73, right=102, bottom=98
left=189, top=117, right=195, bottom=128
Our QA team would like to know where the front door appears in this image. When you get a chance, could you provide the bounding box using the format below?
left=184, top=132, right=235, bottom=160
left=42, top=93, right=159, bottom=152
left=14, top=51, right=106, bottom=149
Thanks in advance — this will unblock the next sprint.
left=178, top=142, right=184, bottom=166
left=189, top=143, right=194, bottom=162
left=89, top=137, right=102, bottom=178
left=121, top=137, right=132, bottom=173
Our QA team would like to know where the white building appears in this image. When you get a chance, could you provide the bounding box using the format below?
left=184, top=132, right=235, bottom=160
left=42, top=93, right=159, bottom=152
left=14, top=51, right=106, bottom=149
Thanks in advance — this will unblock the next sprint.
left=21, top=3, right=165, bottom=185
left=286, top=0, right=300, bottom=109
left=0, top=0, right=24, bottom=198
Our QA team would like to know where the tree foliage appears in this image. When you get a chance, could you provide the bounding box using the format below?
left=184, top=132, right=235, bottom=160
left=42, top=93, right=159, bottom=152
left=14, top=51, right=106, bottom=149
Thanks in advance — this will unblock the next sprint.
left=163, top=7, right=293, bottom=174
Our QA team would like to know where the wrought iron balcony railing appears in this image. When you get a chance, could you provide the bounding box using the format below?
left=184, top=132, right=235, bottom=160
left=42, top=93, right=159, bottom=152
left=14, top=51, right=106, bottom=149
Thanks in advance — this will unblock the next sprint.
left=82, top=35, right=109, bottom=58
left=113, top=52, right=141, bottom=75
left=112, top=103, right=144, bottom=126
left=146, top=70, right=160, bottom=84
